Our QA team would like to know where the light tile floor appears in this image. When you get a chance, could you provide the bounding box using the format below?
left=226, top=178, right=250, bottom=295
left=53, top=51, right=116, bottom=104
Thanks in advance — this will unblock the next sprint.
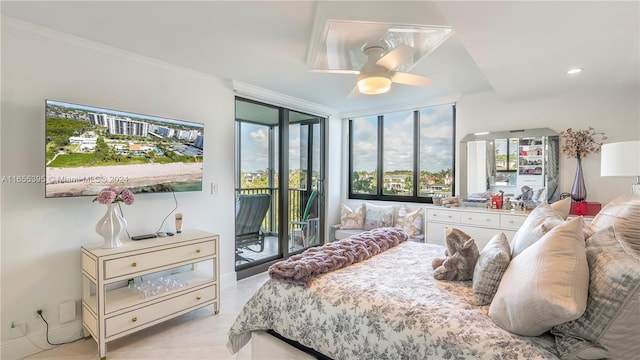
left=23, top=273, right=270, bottom=360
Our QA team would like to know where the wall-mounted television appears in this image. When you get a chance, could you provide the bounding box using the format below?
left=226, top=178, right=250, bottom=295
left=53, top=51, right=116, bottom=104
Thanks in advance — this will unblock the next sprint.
left=45, top=100, right=204, bottom=198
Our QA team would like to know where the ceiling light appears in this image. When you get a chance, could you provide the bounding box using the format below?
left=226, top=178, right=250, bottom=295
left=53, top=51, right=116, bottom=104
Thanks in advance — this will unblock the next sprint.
left=357, top=75, right=392, bottom=95
left=567, top=68, right=583, bottom=75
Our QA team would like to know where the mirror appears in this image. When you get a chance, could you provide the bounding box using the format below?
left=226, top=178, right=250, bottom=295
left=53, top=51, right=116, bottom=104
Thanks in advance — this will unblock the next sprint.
left=460, top=128, right=560, bottom=204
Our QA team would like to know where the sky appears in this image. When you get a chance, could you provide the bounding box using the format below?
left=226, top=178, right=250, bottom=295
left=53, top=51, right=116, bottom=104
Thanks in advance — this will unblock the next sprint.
left=47, top=100, right=204, bottom=129
left=240, top=123, right=305, bottom=173
left=239, top=105, right=453, bottom=174
left=352, top=104, right=454, bottom=173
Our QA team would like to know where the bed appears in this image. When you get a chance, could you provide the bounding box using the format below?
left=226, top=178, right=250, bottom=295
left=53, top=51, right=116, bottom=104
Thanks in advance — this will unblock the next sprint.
left=228, top=196, right=640, bottom=360
left=227, top=237, right=558, bottom=359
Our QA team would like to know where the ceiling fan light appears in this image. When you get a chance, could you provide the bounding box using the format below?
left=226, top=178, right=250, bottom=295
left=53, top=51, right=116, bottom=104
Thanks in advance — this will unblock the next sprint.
left=357, top=76, right=392, bottom=95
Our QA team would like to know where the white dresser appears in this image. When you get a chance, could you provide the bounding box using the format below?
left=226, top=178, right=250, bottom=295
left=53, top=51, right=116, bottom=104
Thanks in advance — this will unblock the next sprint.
left=425, top=206, right=528, bottom=249
left=81, top=230, right=219, bottom=360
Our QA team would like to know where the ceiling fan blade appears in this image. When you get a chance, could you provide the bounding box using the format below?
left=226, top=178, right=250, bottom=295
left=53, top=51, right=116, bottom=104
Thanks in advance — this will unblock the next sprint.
left=391, top=72, right=434, bottom=87
left=376, top=44, right=415, bottom=70
left=308, top=69, right=360, bottom=75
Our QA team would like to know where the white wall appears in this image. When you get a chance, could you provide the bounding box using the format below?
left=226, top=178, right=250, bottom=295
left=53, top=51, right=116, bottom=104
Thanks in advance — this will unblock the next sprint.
left=1, top=18, right=236, bottom=358
left=456, top=89, right=640, bottom=205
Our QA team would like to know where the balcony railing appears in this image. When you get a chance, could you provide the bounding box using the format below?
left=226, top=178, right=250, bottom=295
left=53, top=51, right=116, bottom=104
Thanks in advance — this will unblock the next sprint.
left=236, top=187, right=309, bottom=234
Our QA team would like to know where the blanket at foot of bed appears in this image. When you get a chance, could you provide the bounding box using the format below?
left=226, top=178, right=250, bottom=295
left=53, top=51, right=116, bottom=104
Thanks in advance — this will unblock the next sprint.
left=268, top=227, right=408, bottom=286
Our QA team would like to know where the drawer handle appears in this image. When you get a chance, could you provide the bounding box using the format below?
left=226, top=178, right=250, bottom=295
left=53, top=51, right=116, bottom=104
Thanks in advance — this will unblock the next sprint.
left=468, top=217, right=472, bottom=220
left=486, top=219, right=491, bottom=222
left=196, top=295, right=202, bottom=301
left=131, top=262, right=137, bottom=268
left=196, top=249, right=201, bottom=254
left=131, top=317, right=137, bottom=323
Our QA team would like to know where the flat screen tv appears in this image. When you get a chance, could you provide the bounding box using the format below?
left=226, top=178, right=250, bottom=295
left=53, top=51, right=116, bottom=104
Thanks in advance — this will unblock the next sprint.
left=45, top=100, right=204, bottom=198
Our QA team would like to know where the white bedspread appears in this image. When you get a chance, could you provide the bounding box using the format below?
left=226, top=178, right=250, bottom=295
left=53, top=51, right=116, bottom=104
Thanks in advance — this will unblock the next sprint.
left=228, top=241, right=559, bottom=359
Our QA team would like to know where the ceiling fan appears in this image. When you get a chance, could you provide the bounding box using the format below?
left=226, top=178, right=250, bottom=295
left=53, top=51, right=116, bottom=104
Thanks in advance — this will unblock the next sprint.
left=313, top=42, right=434, bottom=96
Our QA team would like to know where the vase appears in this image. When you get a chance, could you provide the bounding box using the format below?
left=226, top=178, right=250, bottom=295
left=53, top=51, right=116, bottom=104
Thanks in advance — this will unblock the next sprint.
left=96, top=203, right=127, bottom=248
left=571, top=156, right=587, bottom=202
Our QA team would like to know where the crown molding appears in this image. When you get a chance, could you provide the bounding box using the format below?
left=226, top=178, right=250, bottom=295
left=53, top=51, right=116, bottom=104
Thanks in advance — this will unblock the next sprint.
left=340, top=94, right=461, bottom=119
left=231, top=80, right=338, bottom=118
left=1, top=15, right=218, bottom=82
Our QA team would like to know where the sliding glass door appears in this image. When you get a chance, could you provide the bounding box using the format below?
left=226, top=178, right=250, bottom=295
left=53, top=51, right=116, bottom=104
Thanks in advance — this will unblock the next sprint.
left=235, top=98, right=324, bottom=279
left=288, top=111, right=323, bottom=253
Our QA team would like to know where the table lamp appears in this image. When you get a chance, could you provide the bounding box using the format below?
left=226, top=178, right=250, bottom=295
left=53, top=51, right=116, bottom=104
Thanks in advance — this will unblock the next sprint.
left=600, top=140, right=640, bottom=196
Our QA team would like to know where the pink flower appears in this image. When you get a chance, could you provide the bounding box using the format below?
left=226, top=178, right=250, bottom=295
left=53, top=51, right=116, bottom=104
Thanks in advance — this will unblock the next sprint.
left=93, top=187, right=135, bottom=205
left=121, top=189, right=135, bottom=205
left=95, top=188, right=117, bottom=204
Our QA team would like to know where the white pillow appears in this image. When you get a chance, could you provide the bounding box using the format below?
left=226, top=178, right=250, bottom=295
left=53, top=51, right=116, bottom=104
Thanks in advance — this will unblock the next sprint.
left=394, top=206, right=423, bottom=237
left=339, top=203, right=365, bottom=230
left=363, top=203, right=394, bottom=230
left=510, top=202, right=565, bottom=257
left=489, top=217, right=589, bottom=336
left=550, top=196, right=571, bottom=220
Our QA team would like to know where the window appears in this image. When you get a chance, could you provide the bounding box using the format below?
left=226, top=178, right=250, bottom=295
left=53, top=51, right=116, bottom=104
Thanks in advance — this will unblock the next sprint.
left=349, top=104, right=455, bottom=203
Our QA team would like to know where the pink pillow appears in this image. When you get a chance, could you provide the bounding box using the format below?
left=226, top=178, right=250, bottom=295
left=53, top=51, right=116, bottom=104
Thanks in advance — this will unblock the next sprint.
left=339, top=204, right=365, bottom=230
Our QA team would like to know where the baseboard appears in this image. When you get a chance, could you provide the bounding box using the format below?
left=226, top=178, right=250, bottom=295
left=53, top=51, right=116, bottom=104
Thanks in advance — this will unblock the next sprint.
left=0, top=319, right=85, bottom=360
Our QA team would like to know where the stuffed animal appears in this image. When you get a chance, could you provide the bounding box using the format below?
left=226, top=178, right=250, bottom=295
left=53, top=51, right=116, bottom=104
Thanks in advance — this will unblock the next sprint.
left=432, top=227, right=480, bottom=281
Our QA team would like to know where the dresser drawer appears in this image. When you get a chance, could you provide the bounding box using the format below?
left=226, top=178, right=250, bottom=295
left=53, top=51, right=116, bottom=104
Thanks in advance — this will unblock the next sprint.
left=500, top=214, right=527, bottom=230
left=460, top=212, right=500, bottom=227
left=427, top=209, right=461, bottom=223
left=105, top=285, right=216, bottom=338
left=105, top=240, right=216, bottom=279
left=82, top=252, right=97, bottom=280
left=82, top=305, right=98, bottom=338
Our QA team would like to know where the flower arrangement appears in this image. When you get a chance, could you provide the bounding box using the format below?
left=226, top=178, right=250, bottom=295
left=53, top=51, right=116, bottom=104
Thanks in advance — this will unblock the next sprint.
left=93, top=187, right=135, bottom=205
left=559, top=127, right=607, bottom=159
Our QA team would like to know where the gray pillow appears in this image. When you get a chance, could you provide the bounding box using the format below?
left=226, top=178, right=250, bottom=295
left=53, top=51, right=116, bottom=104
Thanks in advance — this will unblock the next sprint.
left=590, top=195, right=640, bottom=259
left=551, top=226, right=640, bottom=360
left=472, top=232, right=511, bottom=305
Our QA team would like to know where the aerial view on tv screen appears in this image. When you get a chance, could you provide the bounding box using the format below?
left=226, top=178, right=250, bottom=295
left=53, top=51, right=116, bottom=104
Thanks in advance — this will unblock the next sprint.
left=45, top=100, right=204, bottom=198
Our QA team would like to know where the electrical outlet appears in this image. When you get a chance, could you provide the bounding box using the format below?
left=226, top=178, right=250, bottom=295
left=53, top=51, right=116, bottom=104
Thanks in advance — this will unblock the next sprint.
left=34, top=307, right=45, bottom=321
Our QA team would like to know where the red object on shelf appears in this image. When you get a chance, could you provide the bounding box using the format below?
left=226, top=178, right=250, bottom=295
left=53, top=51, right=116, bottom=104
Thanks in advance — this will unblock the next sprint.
left=570, top=201, right=601, bottom=216
left=492, top=195, right=503, bottom=209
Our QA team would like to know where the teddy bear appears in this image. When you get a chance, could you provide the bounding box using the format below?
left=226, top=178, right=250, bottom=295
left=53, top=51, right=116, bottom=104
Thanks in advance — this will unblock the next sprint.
left=432, top=227, right=480, bottom=281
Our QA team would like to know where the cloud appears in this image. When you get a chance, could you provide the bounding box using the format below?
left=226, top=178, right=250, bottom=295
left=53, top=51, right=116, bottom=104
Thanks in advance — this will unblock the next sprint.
left=351, top=107, right=454, bottom=172
left=241, top=125, right=270, bottom=171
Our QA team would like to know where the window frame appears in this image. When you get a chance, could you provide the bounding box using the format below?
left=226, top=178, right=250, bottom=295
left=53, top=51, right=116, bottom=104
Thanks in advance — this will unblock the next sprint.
left=348, top=104, right=456, bottom=203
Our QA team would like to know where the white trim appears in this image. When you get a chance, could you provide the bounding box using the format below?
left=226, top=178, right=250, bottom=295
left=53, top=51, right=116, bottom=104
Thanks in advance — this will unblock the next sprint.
left=0, top=320, right=84, bottom=360
left=231, top=80, right=338, bottom=118
left=341, top=94, right=461, bottom=119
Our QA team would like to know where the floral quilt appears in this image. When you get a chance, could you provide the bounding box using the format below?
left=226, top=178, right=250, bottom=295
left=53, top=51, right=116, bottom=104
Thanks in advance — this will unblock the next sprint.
left=227, top=241, right=559, bottom=359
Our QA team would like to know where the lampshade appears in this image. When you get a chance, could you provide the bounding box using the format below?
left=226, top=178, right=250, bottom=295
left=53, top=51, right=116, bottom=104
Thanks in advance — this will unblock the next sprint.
left=601, top=140, right=640, bottom=196
left=357, top=75, right=391, bottom=95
